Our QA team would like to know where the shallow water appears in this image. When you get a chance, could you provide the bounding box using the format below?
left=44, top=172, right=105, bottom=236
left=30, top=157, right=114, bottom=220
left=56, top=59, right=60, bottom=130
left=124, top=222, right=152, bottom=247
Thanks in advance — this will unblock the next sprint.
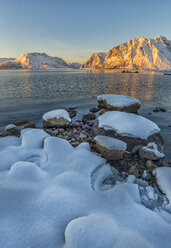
left=0, top=70, right=171, bottom=158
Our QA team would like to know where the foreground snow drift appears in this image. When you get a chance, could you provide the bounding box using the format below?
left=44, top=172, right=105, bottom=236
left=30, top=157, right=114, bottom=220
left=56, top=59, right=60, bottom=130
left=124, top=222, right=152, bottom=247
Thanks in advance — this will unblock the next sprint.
left=0, top=129, right=171, bottom=248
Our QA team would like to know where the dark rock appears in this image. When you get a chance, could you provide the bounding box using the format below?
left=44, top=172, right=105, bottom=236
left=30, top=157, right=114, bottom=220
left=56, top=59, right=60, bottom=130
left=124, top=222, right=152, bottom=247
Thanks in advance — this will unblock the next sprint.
left=90, top=107, right=99, bottom=113
left=14, top=120, right=30, bottom=126
left=23, top=121, right=36, bottom=129
left=153, top=107, right=166, bottom=113
left=67, top=108, right=77, bottom=118
left=2, top=127, right=20, bottom=137
left=98, top=109, right=107, bottom=115
left=82, top=113, right=96, bottom=123
left=43, top=117, right=71, bottom=128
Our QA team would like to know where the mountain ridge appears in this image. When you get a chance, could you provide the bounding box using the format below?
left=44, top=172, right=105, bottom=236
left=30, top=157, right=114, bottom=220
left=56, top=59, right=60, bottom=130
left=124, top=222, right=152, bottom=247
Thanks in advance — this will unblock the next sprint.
left=0, top=53, right=81, bottom=70
left=81, top=35, right=171, bottom=70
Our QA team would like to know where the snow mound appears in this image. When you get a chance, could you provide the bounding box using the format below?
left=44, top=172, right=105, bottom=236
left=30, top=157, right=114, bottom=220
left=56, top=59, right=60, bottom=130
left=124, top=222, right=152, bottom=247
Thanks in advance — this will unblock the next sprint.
left=42, top=109, right=71, bottom=122
left=97, top=94, right=141, bottom=107
left=98, top=111, right=160, bottom=139
left=0, top=129, right=171, bottom=248
left=154, top=167, right=171, bottom=212
left=95, top=135, right=127, bottom=150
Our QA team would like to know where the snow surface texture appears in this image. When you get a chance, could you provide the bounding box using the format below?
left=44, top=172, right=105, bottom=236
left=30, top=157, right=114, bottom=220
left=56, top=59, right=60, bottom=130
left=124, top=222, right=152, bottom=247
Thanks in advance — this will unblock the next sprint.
left=81, top=35, right=171, bottom=70
left=97, top=94, right=141, bottom=107
left=0, top=128, right=171, bottom=248
left=98, top=111, right=160, bottom=139
left=95, top=135, right=127, bottom=150
left=154, top=168, right=171, bottom=212
left=141, top=142, right=164, bottom=158
left=42, top=109, right=71, bottom=122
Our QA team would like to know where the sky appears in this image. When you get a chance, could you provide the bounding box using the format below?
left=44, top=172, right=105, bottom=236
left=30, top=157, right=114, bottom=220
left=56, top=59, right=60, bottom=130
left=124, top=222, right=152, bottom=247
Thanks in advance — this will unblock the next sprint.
left=0, top=0, right=171, bottom=63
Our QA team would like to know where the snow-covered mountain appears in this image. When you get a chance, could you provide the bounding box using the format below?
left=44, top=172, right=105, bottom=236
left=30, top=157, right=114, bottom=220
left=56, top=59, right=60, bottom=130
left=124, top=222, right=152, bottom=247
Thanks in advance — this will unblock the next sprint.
left=81, top=35, right=171, bottom=70
left=68, top=62, right=81, bottom=69
left=81, top=52, right=107, bottom=68
left=0, top=53, right=79, bottom=70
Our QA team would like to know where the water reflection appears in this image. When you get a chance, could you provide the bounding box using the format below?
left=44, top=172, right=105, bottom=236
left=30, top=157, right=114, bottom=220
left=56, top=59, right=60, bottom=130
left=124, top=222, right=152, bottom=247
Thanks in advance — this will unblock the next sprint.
left=0, top=70, right=170, bottom=108
left=21, top=71, right=32, bottom=97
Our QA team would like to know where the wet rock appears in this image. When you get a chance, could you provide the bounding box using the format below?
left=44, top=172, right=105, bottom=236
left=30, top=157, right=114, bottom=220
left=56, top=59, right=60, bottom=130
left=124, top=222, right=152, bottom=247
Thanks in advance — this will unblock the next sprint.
left=139, top=143, right=164, bottom=160
left=43, top=117, right=71, bottom=128
left=67, top=108, right=77, bottom=118
left=75, top=121, right=82, bottom=128
left=89, top=107, right=99, bottom=113
left=94, top=135, right=127, bottom=160
left=153, top=107, right=167, bottom=113
left=128, top=165, right=140, bottom=177
left=14, top=119, right=30, bottom=126
left=82, top=113, right=96, bottom=123
left=57, top=128, right=65, bottom=133
left=98, top=109, right=107, bottom=115
left=42, top=109, right=71, bottom=128
left=23, top=121, right=36, bottom=129
left=146, top=160, right=157, bottom=169
left=2, top=124, right=20, bottom=137
left=45, top=129, right=56, bottom=136
left=79, top=133, right=87, bottom=139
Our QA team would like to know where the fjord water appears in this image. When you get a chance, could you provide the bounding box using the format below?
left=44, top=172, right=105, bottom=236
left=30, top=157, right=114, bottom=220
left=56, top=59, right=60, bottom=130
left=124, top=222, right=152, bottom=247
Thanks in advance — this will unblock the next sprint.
left=0, top=70, right=171, bottom=158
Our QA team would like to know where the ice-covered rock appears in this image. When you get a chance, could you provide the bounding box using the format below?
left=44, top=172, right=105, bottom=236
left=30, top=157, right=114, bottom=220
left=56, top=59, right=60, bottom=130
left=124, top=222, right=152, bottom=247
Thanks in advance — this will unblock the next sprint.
left=0, top=129, right=171, bottom=248
left=92, top=111, right=162, bottom=151
left=97, top=94, right=141, bottom=113
left=139, top=142, right=164, bottom=160
left=42, top=109, right=71, bottom=128
left=95, top=135, right=127, bottom=160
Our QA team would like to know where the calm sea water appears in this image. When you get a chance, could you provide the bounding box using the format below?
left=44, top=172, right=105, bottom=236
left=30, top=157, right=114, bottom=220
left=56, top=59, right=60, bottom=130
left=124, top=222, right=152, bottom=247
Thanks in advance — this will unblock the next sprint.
left=0, top=70, right=171, bottom=106
left=0, top=69, right=171, bottom=158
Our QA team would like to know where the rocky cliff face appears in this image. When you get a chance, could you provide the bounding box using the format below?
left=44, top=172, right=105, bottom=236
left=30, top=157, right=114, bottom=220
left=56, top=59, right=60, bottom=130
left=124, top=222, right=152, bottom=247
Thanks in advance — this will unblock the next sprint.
left=81, top=52, right=106, bottom=68
left=81, top=36, right=171, bottom=70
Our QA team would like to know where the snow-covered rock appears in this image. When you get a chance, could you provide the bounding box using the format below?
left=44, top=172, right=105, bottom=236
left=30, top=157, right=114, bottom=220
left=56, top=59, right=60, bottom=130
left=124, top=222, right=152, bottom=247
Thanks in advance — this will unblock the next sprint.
left=92, top=111, right=163, bottom=151
left=0, top=129, right=171, bottom=248
left=154, top=167, right=171, bottom=212
left=95, top=135, right=127, bottom=160
left=5, top=124, right=17, bottom=130
left=139, top=142, right=164, bottom=160
left=81, top=35, right=171, bottom=70
left=2, top=124, right=20, bottom=137
left=42, top=109, right=71, bottom=128
left=98, top=111, right=160, bottom=139
left=97, top=94, right=141, bottom=113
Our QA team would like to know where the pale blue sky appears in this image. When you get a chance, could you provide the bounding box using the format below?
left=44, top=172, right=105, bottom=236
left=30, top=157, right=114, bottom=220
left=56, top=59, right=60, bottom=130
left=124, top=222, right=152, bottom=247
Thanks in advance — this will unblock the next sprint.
left=0, top=0, right=171, bottom=62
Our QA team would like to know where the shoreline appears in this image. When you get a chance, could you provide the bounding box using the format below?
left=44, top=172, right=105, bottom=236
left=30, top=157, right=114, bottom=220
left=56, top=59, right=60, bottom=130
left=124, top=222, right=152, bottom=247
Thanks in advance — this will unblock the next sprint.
left=1, top=97, right=171, bottom=160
